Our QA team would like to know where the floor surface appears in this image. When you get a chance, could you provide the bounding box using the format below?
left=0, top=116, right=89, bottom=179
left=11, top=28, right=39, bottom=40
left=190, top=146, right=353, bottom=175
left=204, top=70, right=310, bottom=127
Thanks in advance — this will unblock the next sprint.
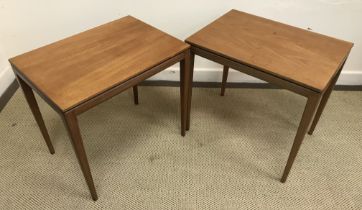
left=0, top=87, right=361, bottom=209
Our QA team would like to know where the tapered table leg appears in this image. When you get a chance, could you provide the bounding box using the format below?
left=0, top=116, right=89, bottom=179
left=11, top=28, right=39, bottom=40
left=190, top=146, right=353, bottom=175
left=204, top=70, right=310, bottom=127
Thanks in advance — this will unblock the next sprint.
left=16, top=76, right=55, bottom=154
left=221, top=66, right=229, bottom=96
left=180, top=50, right=190, bottom=136
left=186, top=51, right=194, bottom=131
left=133, top=86, right=139, bottom=105
left=63, top=111, right=98, bottom=201
left=281, top=93, right=322, bottom=183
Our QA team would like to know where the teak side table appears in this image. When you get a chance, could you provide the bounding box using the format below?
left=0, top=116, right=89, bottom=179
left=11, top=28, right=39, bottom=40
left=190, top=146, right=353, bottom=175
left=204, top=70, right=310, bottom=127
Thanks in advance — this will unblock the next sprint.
left=9, top=16, right=190, bottom=200
left=186, top=10, right=353, bottom=182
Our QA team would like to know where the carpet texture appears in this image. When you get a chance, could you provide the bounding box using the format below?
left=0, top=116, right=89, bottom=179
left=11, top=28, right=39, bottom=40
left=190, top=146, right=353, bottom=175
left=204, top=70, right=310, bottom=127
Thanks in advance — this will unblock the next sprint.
left=0, top=87, right=361, bottom=209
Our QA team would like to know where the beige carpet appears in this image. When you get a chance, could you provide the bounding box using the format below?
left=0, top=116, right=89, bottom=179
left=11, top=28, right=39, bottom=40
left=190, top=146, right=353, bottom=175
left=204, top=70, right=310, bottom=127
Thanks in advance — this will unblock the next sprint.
left=0, top=87, right=361, bottom=209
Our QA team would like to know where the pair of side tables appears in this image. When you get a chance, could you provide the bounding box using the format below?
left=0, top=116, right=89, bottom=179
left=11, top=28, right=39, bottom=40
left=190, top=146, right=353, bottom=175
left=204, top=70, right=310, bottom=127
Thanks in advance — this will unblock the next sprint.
left=9, top=10, right=353, bottom=200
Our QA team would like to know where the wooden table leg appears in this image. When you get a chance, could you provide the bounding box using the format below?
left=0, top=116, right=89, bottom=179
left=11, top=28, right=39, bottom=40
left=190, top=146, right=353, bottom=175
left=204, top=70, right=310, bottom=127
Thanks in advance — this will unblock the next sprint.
left=186, top=51, right=194, bottom=131
left=62, top=111, right=98, bottom=201
left=281, top=93, right=322, bottom=183
left=221, top=66, right=229, bottom=96
left=180, top=50, right=191, bottom=136
left=133, top=86, right=139, bottom=105
left=16, top=76, right=55, bottom=154
left=180, top=59, right=185, bottom=136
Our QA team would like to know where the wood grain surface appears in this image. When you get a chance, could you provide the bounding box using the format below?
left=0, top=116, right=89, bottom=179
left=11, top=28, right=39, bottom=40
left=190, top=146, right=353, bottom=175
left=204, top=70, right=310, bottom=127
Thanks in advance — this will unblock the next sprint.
left=10, top=16, right=189, bottom=111
left=186, top=9, right=353, bottom=92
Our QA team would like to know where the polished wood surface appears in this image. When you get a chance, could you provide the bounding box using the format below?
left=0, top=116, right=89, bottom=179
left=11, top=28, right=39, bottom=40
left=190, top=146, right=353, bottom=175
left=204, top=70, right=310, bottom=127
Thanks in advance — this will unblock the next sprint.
left=186, top=9, right=353, bottom=92
left=191, top=46, right=315, bottom=97
left=10, top=16, right=189, bottom=111
left=70, top=52, right=187, bottom=115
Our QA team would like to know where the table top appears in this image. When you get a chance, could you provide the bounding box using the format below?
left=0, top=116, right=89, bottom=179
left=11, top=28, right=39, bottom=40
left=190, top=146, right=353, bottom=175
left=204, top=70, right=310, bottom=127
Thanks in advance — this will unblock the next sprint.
left=186, top=9, right=353, bottom=92
left=10, top=16, right=189, bottom=111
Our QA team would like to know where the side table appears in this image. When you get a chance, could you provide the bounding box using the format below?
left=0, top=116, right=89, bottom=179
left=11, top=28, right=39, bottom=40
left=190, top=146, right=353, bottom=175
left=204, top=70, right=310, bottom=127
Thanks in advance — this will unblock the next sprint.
left=186, top=9, right=353, bottom=182
left=10, top=16, right=190, bottom=200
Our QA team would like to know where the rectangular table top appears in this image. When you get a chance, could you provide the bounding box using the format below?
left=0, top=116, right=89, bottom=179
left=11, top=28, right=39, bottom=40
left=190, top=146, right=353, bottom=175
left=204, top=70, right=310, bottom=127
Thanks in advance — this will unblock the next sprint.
left=186, top=9, right=353, bottom=92
left=10, top=16, right=189, bottom=111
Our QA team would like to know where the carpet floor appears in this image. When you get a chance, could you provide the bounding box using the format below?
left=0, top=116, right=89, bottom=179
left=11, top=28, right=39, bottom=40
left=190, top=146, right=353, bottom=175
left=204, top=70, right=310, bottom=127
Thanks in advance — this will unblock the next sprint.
left=0, top=87, right=361, bottom=209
